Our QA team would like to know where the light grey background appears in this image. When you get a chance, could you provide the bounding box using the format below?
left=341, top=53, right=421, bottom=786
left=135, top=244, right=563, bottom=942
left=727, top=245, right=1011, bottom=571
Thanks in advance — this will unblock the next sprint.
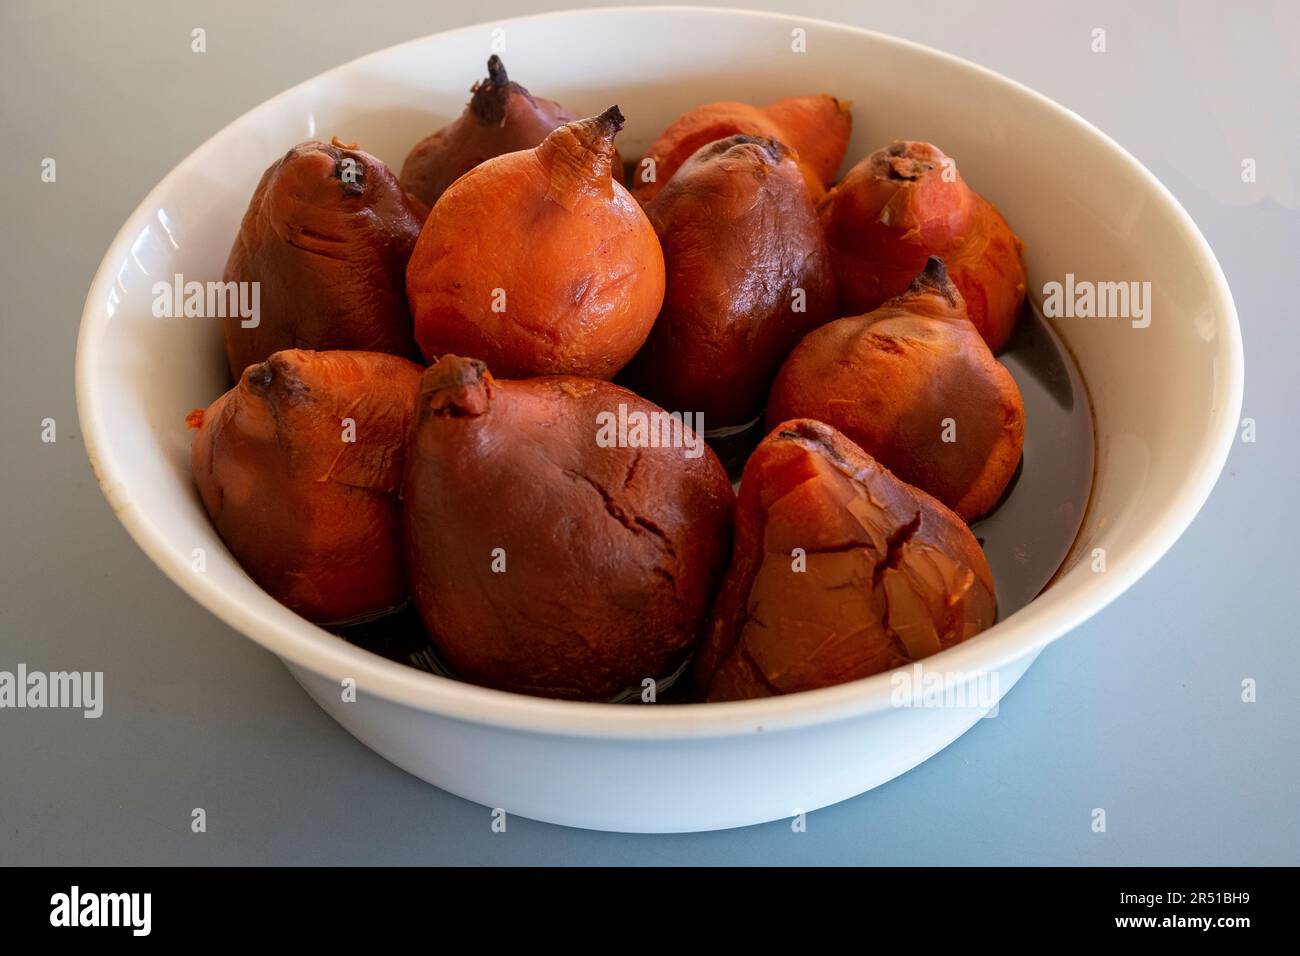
left=2, top=0, right=1296, bottom=864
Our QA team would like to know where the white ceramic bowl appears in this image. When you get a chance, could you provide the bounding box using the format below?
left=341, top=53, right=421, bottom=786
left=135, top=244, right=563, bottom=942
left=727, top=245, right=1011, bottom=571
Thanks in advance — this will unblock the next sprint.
left=76, top=7, right=1243, bottom=832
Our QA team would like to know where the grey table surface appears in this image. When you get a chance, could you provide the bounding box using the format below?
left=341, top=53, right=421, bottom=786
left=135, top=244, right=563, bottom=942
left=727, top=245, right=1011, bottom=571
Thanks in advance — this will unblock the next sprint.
left=1, top=0, right=1296, bottom=865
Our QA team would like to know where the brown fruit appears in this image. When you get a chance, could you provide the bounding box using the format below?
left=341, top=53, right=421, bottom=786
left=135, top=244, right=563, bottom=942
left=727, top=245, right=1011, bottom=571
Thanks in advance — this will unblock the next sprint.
left=189, top=349, right=423, bottom=624
left=818, top=140, right=1027, bottom=351
left=631, top=95, right=852, bottom=204
left=222, top=138, right=426, bottom=378
left=693, top=419, right=997, bottom=702
left=402, top=355, right=734, bottom=701
left=406, top=107, right=664, bottom=379
left=398, top=55, right=575, bottom=209
left=767, top=258, right=1025, bottom=521
left=620, top=136, right=837, bottom=428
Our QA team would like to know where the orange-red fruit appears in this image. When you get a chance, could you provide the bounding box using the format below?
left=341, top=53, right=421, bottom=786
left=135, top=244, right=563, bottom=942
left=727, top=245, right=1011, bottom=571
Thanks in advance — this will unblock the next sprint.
left=190, top=349, right=423, bottom=624
left=693, top=419, right=997, bottom=702
left=620, top=135, right=837, bottom=427
left=631, top=95, right=852, bottom=204
left=818, top=140, right=1027, bottom=352
left=768, top=258, right=1025, bottom=521
left=222, top=139, right=426, bottom=378
left=406, top=107, right=665, bottom=380
left=398, top=55, right=575, bottom=209
left=402, top=355, right=734, bottom=701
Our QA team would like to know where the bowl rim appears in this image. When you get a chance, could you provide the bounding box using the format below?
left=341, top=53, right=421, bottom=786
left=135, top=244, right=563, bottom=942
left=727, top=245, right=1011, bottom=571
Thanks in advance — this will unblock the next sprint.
left=75, top=4, right=1244, bottom=740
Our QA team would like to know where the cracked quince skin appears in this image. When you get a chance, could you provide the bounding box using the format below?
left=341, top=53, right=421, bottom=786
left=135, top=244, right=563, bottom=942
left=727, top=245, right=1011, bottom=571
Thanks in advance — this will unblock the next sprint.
left=401, top=355, right=733, bottom=701
left=767, top=256, right=1025, bottom=521
left=693, top=418, right=996, bottom=702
